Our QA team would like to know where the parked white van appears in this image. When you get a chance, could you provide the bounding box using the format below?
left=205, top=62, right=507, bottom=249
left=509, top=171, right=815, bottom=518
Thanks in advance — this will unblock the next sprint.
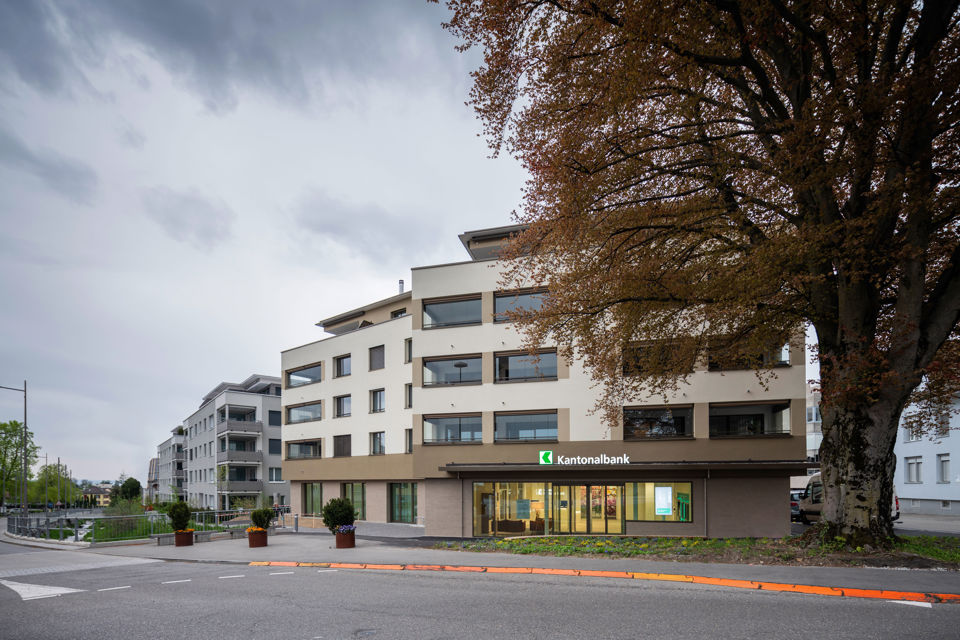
left=797, top=473, right=900, bottom=524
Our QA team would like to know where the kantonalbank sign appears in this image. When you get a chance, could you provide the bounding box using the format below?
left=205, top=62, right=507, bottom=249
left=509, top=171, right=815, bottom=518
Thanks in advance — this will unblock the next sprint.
left=538, top=450, right=630, bottom=465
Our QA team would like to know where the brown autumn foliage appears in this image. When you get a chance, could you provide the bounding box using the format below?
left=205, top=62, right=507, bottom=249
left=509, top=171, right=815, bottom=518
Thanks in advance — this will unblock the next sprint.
left=442, top=0, right=960, bottom=543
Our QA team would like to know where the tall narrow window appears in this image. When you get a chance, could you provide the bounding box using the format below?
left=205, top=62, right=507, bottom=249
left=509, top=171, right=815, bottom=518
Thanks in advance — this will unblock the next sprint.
left=389, top=482, right=418, bottom=523
left=404, top=383, right=413, bottom=409
left=405, top=428, right=413, bottom=453
left=334, top=395, right=352, bottom=417
left=905, top=456, right=923, bottom=483
left=342, top=482, right=366, bottom=520
left=369, top=345, right=385, bottom=371
left=370, top=431, right=385, bottom=455
left=370, top=389, right=385, bottom=413
left=334, top=354, right=351, bottom=377
left=404, top=338, right=413, bottom=363
left=938, top=454, right=950, bottom=483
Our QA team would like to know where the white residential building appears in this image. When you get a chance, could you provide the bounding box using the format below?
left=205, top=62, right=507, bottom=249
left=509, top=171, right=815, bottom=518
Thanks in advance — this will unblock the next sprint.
left=156, top=428, right=185, bottom=502
left=894, top=398, right=959, bottom=516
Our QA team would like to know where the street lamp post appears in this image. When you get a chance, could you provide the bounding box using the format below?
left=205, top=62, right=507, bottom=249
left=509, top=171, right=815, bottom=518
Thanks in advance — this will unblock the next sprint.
left=0, top=380, right=27, bottom=519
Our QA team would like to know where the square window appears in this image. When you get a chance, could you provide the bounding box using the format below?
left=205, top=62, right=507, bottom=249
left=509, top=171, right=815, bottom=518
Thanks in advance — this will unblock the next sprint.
left=369, top=345, right=385, bottom=371
left=333, top=434, right=351, bottom=457
left=905, top=456, right=923, bottom=483
left=334, top=354, right=351, bottom=377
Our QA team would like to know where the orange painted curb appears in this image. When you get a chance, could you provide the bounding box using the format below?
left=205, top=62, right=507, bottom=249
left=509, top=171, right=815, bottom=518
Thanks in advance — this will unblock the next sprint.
left=242, top=561, right=960, bottom=603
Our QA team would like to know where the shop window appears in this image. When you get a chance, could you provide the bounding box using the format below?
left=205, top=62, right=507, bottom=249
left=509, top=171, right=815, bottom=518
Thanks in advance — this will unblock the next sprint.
left=389, top=482, right=417, bottom=523
left=624, top=482, right=693, bottom=522
left=342, top=482, right=366, bottom=520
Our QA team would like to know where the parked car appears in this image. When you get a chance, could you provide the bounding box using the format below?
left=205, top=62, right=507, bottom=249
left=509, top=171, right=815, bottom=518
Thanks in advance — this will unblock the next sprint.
left=790, top=489, right=804, bottom=522
left=797, top=473, right=900, bottom=524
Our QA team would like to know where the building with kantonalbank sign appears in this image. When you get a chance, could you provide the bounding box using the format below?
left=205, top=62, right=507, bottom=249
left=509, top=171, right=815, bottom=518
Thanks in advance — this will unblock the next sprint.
left=281, top=225, right=808, bottom=538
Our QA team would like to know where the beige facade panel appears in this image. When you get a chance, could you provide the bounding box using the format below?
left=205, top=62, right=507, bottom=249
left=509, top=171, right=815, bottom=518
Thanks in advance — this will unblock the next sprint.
left=424, top=478, right=465, bottom=537
left=285, top=454, right=415, bottom=483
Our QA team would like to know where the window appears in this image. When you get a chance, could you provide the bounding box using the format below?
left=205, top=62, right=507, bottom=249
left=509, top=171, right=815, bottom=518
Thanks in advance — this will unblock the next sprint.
left=303, top=483, right=322, bottom=514
left=404, top=338, right=412, bottom=363
left=708, top=342, right=790, bottom=371
left=709, top=402, right=790, bottom=436
left=905, top=456, right=923, bottom=483
left=404, top=383, right=413, bottom=409
left=424, top=415, right=482, bottom=444
left=624, top=407, right=693, bottom=439
left=905, top=427, right=922, bottom=442
left=268, top=467, right=282, bottom=482
left=405, top=428, right=413, bottom=453
left=370, top=389, right=385, bottom=413
left=334, top=395, right=352, bottom=417
left=494, top=290, right=547, bottom=322
left=268, top=410, right=281, bottom=427
left=370, top=431, right=385, bottom=455
left=268, top=438, right=281, bottom=455
left=369, top=345, right=385, bottom=371
left=342, top=482, right=366, bottom=519
left=938, top=454, right=950, bottom=484
left=423, top=297, right=481, bottom=328
left=287, top=363, right=322, bottom=387
left=391, top=308, right=407, bottom=318
left=389, top=482, right=417, bottom=523
left=334, top=354, right=351, bottom=377
left=333, top=434, right=352, bottom=457
left=495, top=351, right=557, bottom=382
left=287, top=441, right=320, bottom=459
left=495, top=412, right=558, bottom=442
left=423, top=356, right=482, bottom=385
left=806, top=406, right=821, bottom=423
left=287, top=402, right=322, bottom=424
left=625, top=482, right=693, bottom=522
left=622, top=342, right=695, bottom=376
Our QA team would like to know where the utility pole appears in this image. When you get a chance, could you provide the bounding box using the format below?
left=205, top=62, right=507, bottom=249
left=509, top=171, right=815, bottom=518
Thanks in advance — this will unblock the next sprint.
left=57, top=456, right=61, bottom=508
left=0, top=380, right=27, bottom=518
left=44, top=453, right=48, bottom=516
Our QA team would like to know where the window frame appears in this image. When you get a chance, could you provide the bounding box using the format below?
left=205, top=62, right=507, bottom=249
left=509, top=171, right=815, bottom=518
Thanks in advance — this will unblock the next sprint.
left=422, top=295, right=482, bottom=329
left=905, top=456, right=923, bottom=483
left=286, top=362, right=323, bottom=388
left=333, top=434, right=352, bottom=458
left=286, top=440, right=321, bottom=460
left=423, top=413, right=483, bottom=445
left=494, top=410, right=558, bottom=443
left=286, top=401, right=322, bottom=425
left=369, top=345, right=385, bottom=371
left=370, top=431, right=385, bottom=455
left=334, top=394, right=352, bottom=418
left=494, top=349, right=558, bottom=383
left=623, top=405, right=693, bottom=440
left=423, top=354, right=483, bottom=386
left=334, top=354, right=352, bottom=378
left=370, top=388, right=385, bottom=413
left=493, top=288, right=547, bottom=323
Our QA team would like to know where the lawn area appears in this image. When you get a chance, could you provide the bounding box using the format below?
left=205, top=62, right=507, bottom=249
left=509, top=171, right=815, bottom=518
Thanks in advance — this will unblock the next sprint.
left=436, top=533, right=960, bottom=569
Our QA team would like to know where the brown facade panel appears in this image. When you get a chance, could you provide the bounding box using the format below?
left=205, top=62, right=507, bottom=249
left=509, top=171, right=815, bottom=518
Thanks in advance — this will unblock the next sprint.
left=706, top=474, right=790, bottom=538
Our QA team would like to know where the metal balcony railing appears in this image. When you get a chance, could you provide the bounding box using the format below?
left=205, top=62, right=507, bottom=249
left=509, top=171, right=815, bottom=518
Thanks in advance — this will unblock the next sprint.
left=220, top=480, right=263, bottom=492
left=216, top=450, right=263, bottom=464
left=217, top=420, right=263, bottom=435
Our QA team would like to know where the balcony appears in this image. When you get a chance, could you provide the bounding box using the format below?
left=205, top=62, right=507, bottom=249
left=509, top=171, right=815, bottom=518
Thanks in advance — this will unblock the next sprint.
left=217, top=420, right=263, bottom=435
left=217, top=450, right=263, bottom=464
left=220, top=480, right=263, bottom=493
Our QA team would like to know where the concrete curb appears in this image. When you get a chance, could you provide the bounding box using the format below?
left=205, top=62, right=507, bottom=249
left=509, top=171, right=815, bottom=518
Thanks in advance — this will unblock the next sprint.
left=247, top=560, right=960, bottom=604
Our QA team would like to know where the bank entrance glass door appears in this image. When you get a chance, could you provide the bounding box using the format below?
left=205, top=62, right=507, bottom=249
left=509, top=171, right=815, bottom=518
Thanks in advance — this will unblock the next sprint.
left=551, top=484, right=623, bottom=534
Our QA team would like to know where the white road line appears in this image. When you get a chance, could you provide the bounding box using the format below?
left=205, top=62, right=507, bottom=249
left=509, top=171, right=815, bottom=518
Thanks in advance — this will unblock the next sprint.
left=889, top=600, right=933, bottom=608
left=162, top=580, right=192, bottom=584
left=97, top=586, right=131, bottom=592
left=218, top=575, right=245, bottom=579
left=270, top=571, right=295, bottom=575
left=317, top=569, right=338, bottom=573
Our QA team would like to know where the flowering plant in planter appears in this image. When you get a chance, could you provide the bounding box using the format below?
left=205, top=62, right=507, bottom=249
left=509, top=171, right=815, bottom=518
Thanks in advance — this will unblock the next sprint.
left=320, top=497, right=356, bottom=535
left=335, top=524, right=356, bottom=534
left=246, top=526, right=266, bottom=533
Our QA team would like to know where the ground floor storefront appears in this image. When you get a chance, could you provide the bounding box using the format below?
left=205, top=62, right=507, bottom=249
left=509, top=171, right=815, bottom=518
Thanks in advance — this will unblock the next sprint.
left=290, top=462, right=804, bottom=538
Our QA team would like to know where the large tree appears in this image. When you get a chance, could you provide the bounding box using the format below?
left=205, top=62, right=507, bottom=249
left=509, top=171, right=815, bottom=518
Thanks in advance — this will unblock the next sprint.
left=443, top=0, right=960, bottom=544
left=0, top=420, right=39, bottom=508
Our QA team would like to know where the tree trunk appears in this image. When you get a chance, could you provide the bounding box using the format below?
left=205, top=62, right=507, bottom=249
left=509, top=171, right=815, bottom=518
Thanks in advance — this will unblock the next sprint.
left=818, top=402, right=900, bottom=545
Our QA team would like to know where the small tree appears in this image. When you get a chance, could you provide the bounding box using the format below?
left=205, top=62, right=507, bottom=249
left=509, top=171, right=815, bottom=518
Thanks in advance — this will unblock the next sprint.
left=167, top=500, right=191, bottom=532
left=320, top=497, right=355, bottom=535
left=250, top=508, right=273, bottom=530
left=119, top=477, right=141, bottom=501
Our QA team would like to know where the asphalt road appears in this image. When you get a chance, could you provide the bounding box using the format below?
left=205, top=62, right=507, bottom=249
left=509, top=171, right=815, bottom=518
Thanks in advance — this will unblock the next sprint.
left=0, top=541, right=957, bottom=640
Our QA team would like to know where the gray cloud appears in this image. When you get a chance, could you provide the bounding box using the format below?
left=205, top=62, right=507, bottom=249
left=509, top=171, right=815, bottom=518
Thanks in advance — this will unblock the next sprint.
left=141, top=186, right=236, bottom=250
left=0, top=1, right=463, bottom=113
left=0, top=124, right=97, bottom=204
left=295, top=190, right=444, bottom=265
left=116, top=120, right=146, bottom=149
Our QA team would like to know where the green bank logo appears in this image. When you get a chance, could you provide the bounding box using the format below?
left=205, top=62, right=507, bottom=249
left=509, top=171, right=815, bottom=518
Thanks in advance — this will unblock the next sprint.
left=539, top=450, right=553, bottom=465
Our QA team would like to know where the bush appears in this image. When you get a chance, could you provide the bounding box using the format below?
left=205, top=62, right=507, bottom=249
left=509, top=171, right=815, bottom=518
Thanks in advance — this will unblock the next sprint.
left=168, top=501, right=192, bottom=532
left=251, top=508, right=273, bottom=530
left=321, top=497, right=356, bottom=535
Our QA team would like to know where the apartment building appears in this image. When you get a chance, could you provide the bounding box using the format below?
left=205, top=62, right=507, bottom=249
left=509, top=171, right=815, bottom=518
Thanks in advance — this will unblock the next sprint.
left=156, top=428, right=185, bottom=502
left=894, top=397, right=959, bottom=515
left=145, top=457, right=160, bottom=504
left=281, top=225, right=809, bottom=538
left=181, top=374, right=289, bottom=510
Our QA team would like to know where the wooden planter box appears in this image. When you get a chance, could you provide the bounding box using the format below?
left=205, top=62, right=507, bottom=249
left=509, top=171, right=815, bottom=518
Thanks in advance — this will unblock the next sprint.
left=248, top=529, right=268, bottom=548
left=335, top=530, right=355, bottom=548
left=174, top=530, right=194, bottom=547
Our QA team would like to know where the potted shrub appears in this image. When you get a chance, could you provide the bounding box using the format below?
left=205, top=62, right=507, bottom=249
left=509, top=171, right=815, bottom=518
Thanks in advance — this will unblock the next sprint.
left=168, top=501, right=193, bottom=547
left=247, top=507, right=272, bottom=548
left=321, top=497, right=356, bottom=548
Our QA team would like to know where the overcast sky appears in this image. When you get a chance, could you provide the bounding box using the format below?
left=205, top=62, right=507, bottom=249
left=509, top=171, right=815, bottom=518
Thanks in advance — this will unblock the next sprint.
left=0, top=1, right=527, bottom=484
